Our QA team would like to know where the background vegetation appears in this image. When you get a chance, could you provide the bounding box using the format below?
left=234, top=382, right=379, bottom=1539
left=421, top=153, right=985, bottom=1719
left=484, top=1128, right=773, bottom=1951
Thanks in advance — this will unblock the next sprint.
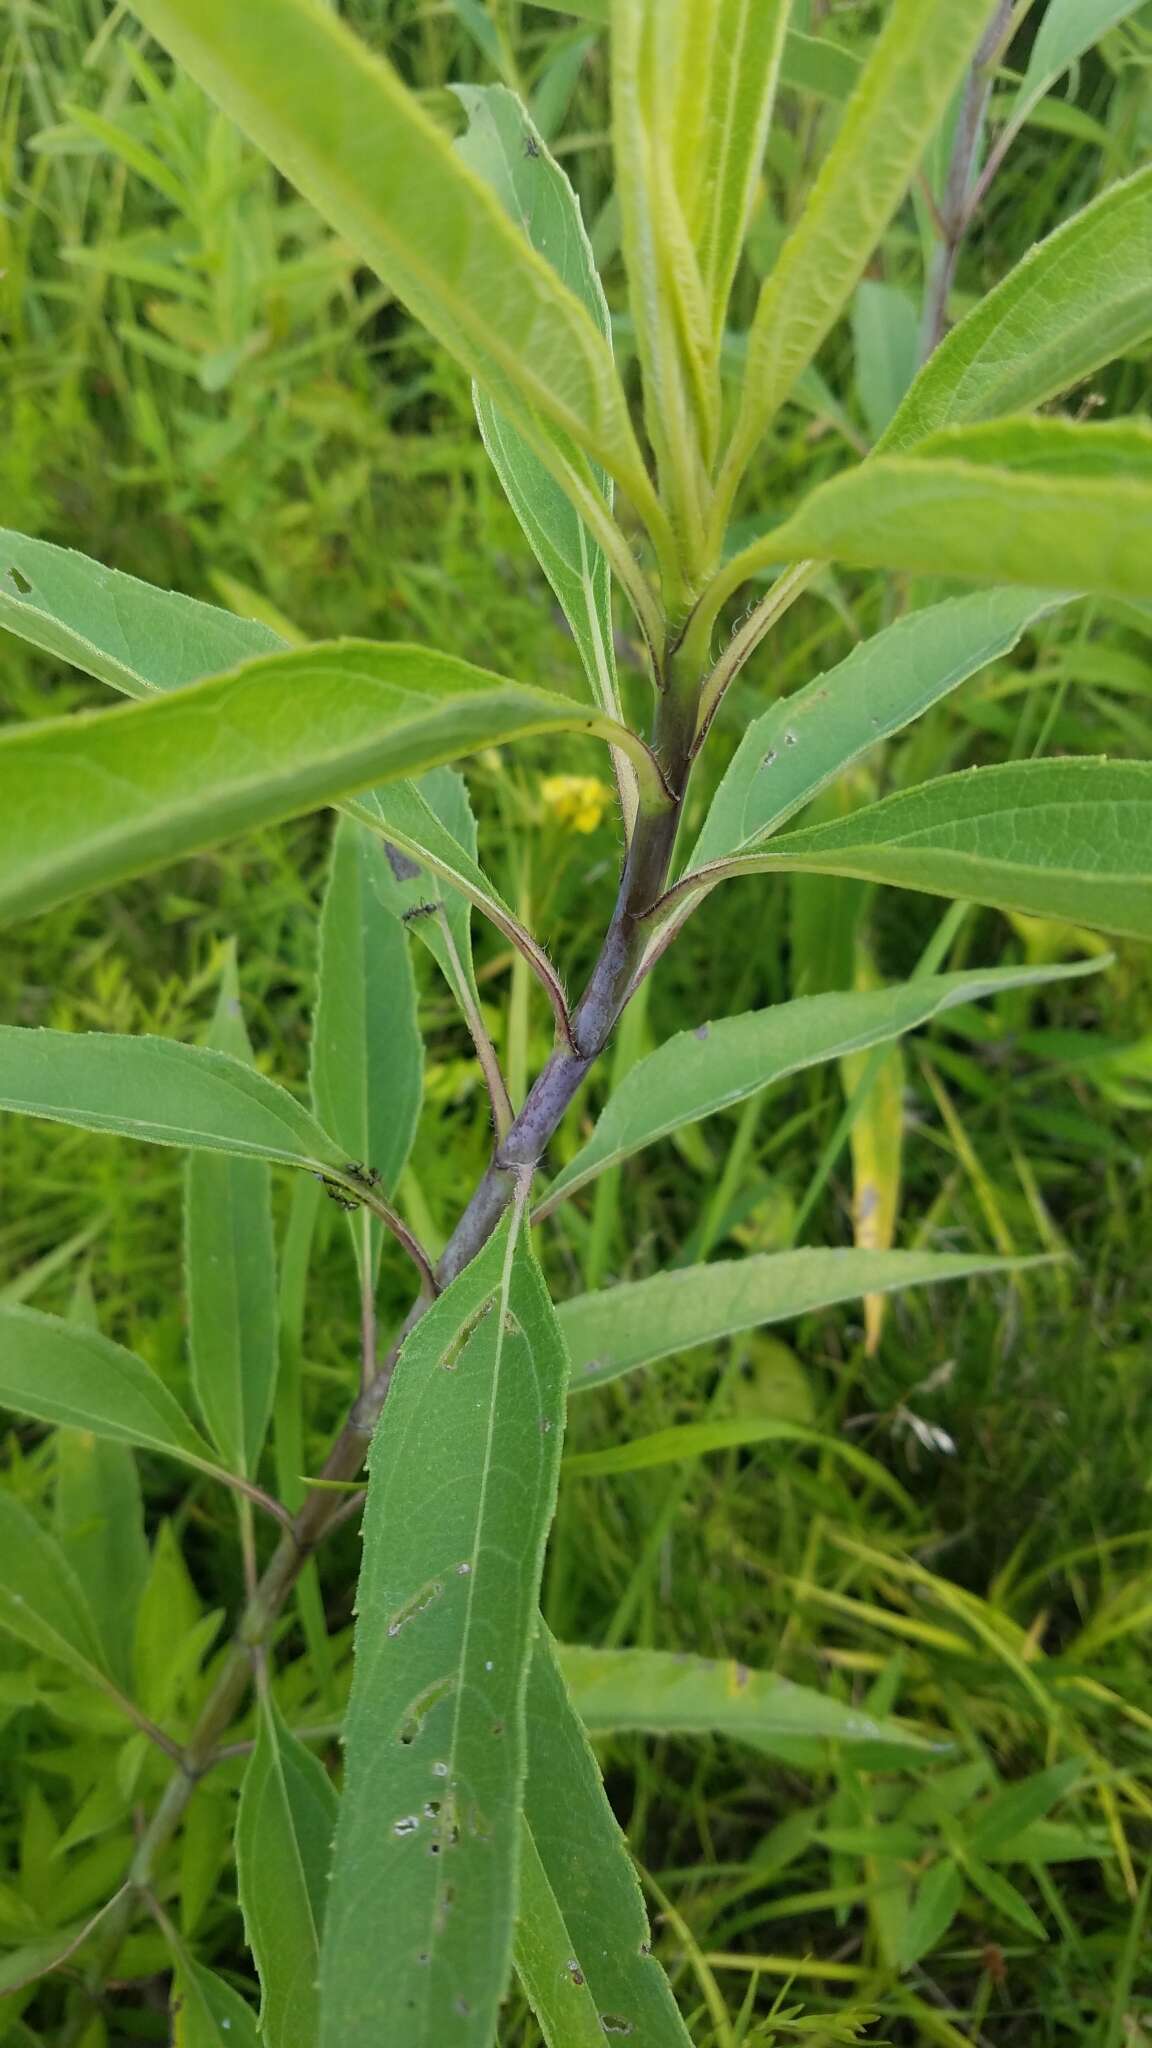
left=1, top=2, right=1150, bottom=2041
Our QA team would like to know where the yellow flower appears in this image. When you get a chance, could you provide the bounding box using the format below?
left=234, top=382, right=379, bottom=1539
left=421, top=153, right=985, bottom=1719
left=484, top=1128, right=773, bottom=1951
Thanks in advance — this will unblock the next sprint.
left=540, top=774, right=613, bottom=834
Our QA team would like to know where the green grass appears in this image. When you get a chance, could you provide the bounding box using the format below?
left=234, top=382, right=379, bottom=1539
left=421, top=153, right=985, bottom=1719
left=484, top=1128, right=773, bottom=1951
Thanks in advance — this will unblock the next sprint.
left=0, top=4, right=1150, bottom=2043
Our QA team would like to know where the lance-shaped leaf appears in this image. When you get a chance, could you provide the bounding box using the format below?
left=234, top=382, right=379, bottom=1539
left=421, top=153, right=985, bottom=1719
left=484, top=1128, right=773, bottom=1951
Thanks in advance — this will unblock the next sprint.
left=882, top=167, right=1152, bottom=451
left=693, top=760, right=1152, bottom=943
left=236, top=1693, right=338, bottom=2048
left=558, top=1247, right=1048, bottom=1391
left=170, top=1954, right=261, bottom=2048
left=56, top=1427, right=148, bottom=1693
left=565, top=1415, right=911, bottom=1507
left=682, top=0, right=791, bottom=342
left=0, top=1490, right=112, bottom=1688
left=750, top=417, right=1152, bottom=599
left=528, top=3, right=861, bottom=101
left=0, top=1305, right=228, bottom=1476
left=689, top=587, right=1067, bottom=872
left=185, top=956, right=280, bottom=1477
left=723, top=0, right=992, bottom=472
left=125, top=0, right=657, bottom=526
left=0, top=1026, right=344, bottom=1170
left=0, top=532, right=557, bottom=1010
left=318, top=1215, right=569, bottom=2047
left=0, top=638, right=660, bottom=928
left=542, top=960, right=1098, bottom=1211
left=312, top=816, right=422, bottom=1197
left=1005, top=1, right=1146, bottom=144
left=559, top=1645, right=941, bottom=1768
left=516, top=1626, right=692, bottom=2046
left=453, top=85, right=635, bottom=823
left=0, top=527, right=284, bottom=696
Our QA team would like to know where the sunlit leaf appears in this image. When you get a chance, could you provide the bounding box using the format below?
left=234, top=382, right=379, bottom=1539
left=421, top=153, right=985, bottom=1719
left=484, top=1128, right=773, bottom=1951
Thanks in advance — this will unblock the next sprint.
left=0, top=639, right=657, bottom=927
left=884, top=167, right=1152, bottom=449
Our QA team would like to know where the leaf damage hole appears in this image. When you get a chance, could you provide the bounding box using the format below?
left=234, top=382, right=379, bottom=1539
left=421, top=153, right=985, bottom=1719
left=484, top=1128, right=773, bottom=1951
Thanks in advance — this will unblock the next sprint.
left=566, top=1959, right=585, bottom=1986
left=439, top=1298, right=495, bottom=1371
left=388, top=1580, right=445, bottom=1640
left=393, top=1815, right=420, bottom=1837
left=601, top=2018, right=634, bottom=2036
left=6, top=567, right=32, bottom=596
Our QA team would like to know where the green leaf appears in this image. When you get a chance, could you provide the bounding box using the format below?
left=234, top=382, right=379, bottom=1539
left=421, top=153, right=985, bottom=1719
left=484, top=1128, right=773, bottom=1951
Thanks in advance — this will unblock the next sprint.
left=970, top=1760, right=1085, bottom=1858
left=452, top=85, right=634, bottom=818
left=708, top=759, right=1152, bottom=942
left=883, top=168, right=1152, bottom=450
left=0, top=1490, right=111, bottom=1688
left=0, top=1305, right=224, bottom=1476
left=124, top=0, right=656, bottom=520
left=852, top=280, right=919, bottom=441
left=55, top=1430, right=149, bottom=1692
left=543, top=960, right=1098, bottom=1208
left=1009, top=0, right=1146, bottom=135
left=961, top=1857, right=1047, bottom=1940
left=312, top=816, right=423, bottom=1197
left=685, top=0, right=791, bottom=342
left=0, top=527, right=284, bottom=699
left=558, top=1247, right=1048, bottom=1391
left=779, top=27, right=861, bottom=102
left=171, top=1956, right=261, bottom=2048
left=724, top=0, right=993, bottom=467
left=349, top=772, right=552, bottom=1021
left=517, top=1626, right=692, bottom=2046
left=0, top=638, right=657, bottom=927
left=898, top=1858, right=964, bottom=1967
left=689, top=588, right=1067, bottom=872
left=564, top=1416, right=912, bottom=1509
left=0, top=1025, right=344, bottom=1170
left=318, top=1214, right=569, bottom=2047
left=558, top=1644, right=942, bottom=1769
left=185, top=957, right=280, bottom=1476
left=759, top=417, right=1152, bottom=600
left=236, top=1693, right=338, bottom=2048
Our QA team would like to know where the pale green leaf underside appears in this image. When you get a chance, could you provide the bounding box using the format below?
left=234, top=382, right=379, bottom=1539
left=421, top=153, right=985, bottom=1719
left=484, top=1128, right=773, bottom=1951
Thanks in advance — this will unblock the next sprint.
left=125, top=0, right=653, bottom=513
left=729, top=0, right=993, bottom=459
left=319, top=1220, right=568, bottom=2048
left=762, top=418, right=1152, bottom=602
left=0, top=532, right=521, bottom=977
left=566, top=1415, right=912, bottom=1507
left=544, top=960, right=1097, bottom=1209
left=704, top=759, right=1152, bottom=944
left=453, top=83, right=627, bottom=793
left=517, top=1626, right=692, bottom=2046
left=559, top=1247, right=1048, bottom=1390
left=0, top=1305, right=222, bottom=1474
left=1010, top=0, right=1146, bottom=133
left=689, top=587, right=1067, bottom=871
left=558, top=1645, right=942, bottom=1768
left=0, top=1026, right=343, bottom=1170
left=0, top=638, right=650, bottom=928
left=883, top=166, right=1152, bottom=450
left=236, top=1695, right=338, bottom=2048
left=0, top=527, right=284, bottom=692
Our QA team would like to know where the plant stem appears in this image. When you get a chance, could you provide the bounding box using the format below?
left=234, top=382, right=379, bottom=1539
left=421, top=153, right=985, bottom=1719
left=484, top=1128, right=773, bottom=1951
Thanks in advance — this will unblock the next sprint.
left=67, top=646, right=700, bottom=2023
left=918, top=0, right=1014, bottom=360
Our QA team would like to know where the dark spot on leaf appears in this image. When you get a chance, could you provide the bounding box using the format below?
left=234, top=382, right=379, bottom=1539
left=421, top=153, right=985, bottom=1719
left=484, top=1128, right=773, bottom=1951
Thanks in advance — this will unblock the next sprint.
left=385, top=841, right=422, bottom=882
left=760, top=749, right=777, bottom=769
left=490, top=1721, right=504, bottom=1737
left=7, top=567, right=32, bottom=596
left=784, top=729, right=798, bottom=747
left=566, top=1958, right=585, bottom=1986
